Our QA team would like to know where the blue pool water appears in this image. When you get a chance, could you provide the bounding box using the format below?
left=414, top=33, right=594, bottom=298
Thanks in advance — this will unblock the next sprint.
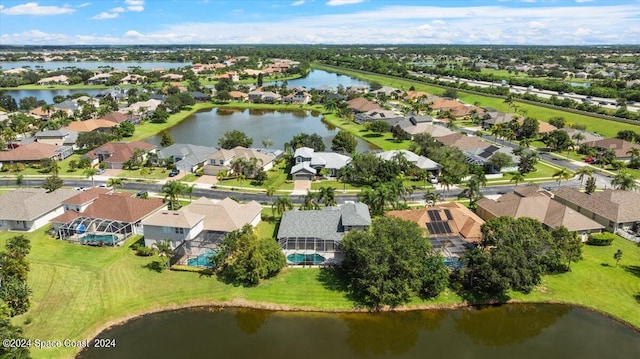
left=444, top=257, right=464, bottom=269
left=287, top=253, right=326, bottom=265
left=187, top=250, right=217, bottom=267
left=82, top=233, right=117, bottom=245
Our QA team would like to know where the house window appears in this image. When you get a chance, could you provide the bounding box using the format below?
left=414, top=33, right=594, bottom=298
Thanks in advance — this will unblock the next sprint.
left=162, top=226, right=172, bottom=234
left=175, top=227, right=185, bottom=235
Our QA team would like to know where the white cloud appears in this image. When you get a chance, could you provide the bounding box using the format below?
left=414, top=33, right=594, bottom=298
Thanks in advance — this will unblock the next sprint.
left=111, top=7, right=125, bottom=13
left=3, top=3, right=638, bottom=45
left=91, top=11, right=119, bottom=20
left=575, top=0, right=594, bottom=3
left=292, top=0, right=305, bottom=6
left=77, top=3, right=91, bottom=8
left=326, top=0, right=364, bottom=6
left=0, top=2, right=75, bottom=15
left=125, top=0, right=145, bottom=12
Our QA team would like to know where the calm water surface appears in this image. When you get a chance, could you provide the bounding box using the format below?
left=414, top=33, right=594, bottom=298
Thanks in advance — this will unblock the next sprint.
left=78, top=304, right=640, bottom=359
left=273, top=69, right=370, bottom=89
left=0, top=61, right=191, bottom=71
left=4, top=89, right=103, bottom=104
left=146, top=108, right=378, bottom=152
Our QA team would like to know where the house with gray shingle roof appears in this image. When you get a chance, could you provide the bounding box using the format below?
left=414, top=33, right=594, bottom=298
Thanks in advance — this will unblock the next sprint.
left=375, top=150, right=441, bottom=176
left=157, top=143, right=217, bottom=173
left=277, top=202, right=371, bottom=265
left=34, top=129, right=78, bottom=148
left=476, top=186, right=604, bottom=238
left=553, top=188, right=640, bottom=232
left=291, top=147, right=351, bottom=180
left=0, top=188, right=77, bottom=232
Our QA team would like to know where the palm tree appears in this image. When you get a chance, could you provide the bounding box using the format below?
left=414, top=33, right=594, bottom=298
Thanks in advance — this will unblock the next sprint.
left=184, top=183, right=195, bottom=203
left=611, top=171, right=638, bottom=191
left=423, top=190, right=441, bottom=207
left=317, top=186, right=337, bottom=207
left=627, top=147, right=640, bottom=162
left=552, top=167, right=573, bottom=188
left=510, top=172, right=526, bottom=186
left=106, top=177, right=124, bottom=189
left=272, top=195, right=293, bottom=217
left=572, top=132, right=585, bottom=147
left=237, top=173, right=246, bottom=190
left=83, top=167, right=98, bottom=187
left=576, top=167, right=593, bottom=188
left=301, top=193, right=320, bottom=210
left=153, top=240, right=173, bottom=269
left=261, top=138, right=273, bottom=149
left=162, top=180, right=186, bottom=210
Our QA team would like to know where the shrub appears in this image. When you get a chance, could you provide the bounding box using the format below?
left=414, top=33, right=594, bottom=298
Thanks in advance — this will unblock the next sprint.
left=587, top=232, right=617, bottom=246
left=132, top=243, right=153, bottom=256
left=170, top=265, right=209, bottom=273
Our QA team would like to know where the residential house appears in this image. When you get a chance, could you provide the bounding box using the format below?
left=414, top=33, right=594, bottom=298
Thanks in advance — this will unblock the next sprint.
left=581, top=138, right=639, bottom=159
left=86, top=73, right=112, bottom=85
left=248, top=91, right=282, bottom=103
left=203, top=146, right=276, bottom=176
left=386, top=202, right=485, bottom=257
left=476, top=186, right=604, bottom=238
left=52, top=100, right=80, bottom=117
left=190, top=91, right=211, bottom=102
left=160, top=73, right=184, bottom=81
left=119, top=99, right=163, bottom=116
left=559, top=128, right=604, bottom=145
left=481, top=111, right=517, bottom=129
left=53, top=192, right=165, bottom=244
left=84, top=141, right=156, bottom=169
left=141, top=210, right=205, bottom=250
left=228, top=91, right=248, bottom=101
left=37, top=75, right=69, bottom=85
left=157, top=143, right=217, bottom=173
left=0, top=188, right=78, bottom=232
left=404, top=91, right=430, bottom=101
left=63, top=119, right=118, bottom=133
left=354, top=109, right=403, bottom=125
left=277, top=203, right=372, bottom=265
left=0, top=142, right=72, bottom=165
left=99, top=112, right=135, bottom=125
left=464, top=145, right=520, bottom=173
left=34, top=129, right=78, bottom=148
left=553, top=187, right=640, bottom=233
left=120, top=74, right=146, bottom=85
left=375, top=150, right=441, bottom=177
left=346, top=97, right=382, bottom=113
left=436, top=133, right=490, bottom=151
left=282, top=90, right=311, bottom=104
left=291, top=147, right=351, bottom=180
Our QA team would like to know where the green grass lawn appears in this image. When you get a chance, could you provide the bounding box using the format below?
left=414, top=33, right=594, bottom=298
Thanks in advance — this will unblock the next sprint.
left=1, top=226, right=639, bottom=359
left=322, top=113, right=411, bottom=151
left=117, top=167, right=169, bottom=180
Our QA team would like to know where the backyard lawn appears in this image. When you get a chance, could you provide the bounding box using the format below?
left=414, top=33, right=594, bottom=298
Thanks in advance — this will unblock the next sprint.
left=2, top=223, right=639, bottom=359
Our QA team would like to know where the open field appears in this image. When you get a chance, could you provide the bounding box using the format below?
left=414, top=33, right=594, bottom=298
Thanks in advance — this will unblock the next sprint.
left=2, top=222, right=638, bottom=359
left=322, top=113, right=411, bottom=151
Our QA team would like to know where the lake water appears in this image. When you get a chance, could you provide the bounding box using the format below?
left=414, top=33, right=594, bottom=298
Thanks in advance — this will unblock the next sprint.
left=0, top=61, right=191, bottom=71
left=272, top=69, right=370, bottom=89
left=146, top=108, right=378, bottom=152
left=3, top=89, right=103, bottom=104
left=78, top=304, right=640, bottom=359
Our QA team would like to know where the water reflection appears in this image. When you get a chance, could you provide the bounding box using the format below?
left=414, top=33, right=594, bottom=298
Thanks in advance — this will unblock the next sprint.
left=454, top=304, right=570, bottom=347
left=234, top=308, right=271, bottom=335
left=342, top=311, right=447, bottom=356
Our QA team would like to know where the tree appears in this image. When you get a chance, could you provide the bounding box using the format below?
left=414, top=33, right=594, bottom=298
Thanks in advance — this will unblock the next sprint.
left=0, top=302, right=31, bottom=358
left=552, top=167, right=573, bottom=188
left=119, top=121, right=135, bottom=137
left=331, top=130, right=357, bottom=154
left=463, top=217, right=563, bottom=296
left=518, top=150, right=539, bottom=175
left=106, top=177, right=124, bottom=189
left=571, top=132, right=585, bottom=147
left=443, top=88, right=458, bottom=99
left=162, top=180, right=186, bottom=210
left=214, top=225, right=286, bottom=286
left=83, top=167, right=98, bottom=187
left=519, top=117, right=539, bottom=140
left=550, top=226, right=582, bottom=271
left=160, top=130, right=175, bottom=147
left=391, top=124, right=410, bottom=142
left=286, top=133, right=325, bottom=152
left=301, top=192, right=320, bottom=210
left=548, top=117, right=565, bottom=129
left=487, top=152, right=514, bottom=172
left=150, top=105, right=170, bottom=123
left=341, top=216, right=448, bottom=309
left=543, top=130, right=573, bottom=153
left=369, top=120, right=390, bottom=134
left=576, top=167, right=593, bottom=188
left=317, top=186, right=337, bottom=207
left=218, top=130, right=253, bottom=149
left=42, top=175, right=63, bottom=192
left=585, top=176, right=597, bottom=194
left=611, top=171, right=638, bottom=191
left=510, top=172, right=525, bottom=186
left=153, top=240, right=173, bottom=269
left=423, top=190, right=441, bottom=207
left=613, top=249, right=623, bottom=267
left=261, top=138, right=273, bottom=149
left=272, top=195, right=293, bottom=217
left=76, top=131, right=110, bottom=150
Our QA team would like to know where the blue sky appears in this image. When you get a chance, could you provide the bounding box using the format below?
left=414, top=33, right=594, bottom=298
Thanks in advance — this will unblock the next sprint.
left=0, top=0, right=638, bottom=45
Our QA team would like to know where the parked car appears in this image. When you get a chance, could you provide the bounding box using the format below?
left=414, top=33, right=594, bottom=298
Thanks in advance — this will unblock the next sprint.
left=135, top=191, right=148, bottom=198
left=585, top=156, right=595, bottom=163
left=168, top=169, right=180, bottom=177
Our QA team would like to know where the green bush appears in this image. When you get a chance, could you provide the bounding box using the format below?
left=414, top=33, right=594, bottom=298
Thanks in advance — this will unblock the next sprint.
left=170, top=265, right=207, bottom=273
left=587, top=232, right=617, bottom=246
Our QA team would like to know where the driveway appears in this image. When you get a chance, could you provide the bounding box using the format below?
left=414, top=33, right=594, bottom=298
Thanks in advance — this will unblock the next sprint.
left=291, top=180, right=311, bottom=195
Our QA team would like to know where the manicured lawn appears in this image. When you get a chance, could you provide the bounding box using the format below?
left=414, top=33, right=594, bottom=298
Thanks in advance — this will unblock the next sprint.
left=2, top=225, right=639, bottom=358
left=1, top=154, right=86, bottom=177
left=118, top=167, right=169, bottom=180
left=322, top=113, right=411, bottom=151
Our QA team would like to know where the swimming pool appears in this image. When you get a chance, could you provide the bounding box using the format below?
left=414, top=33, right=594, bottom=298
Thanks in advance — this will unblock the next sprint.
left=82, top=233, right=117, bottom=245
left=286, top=253, right=326, bottom=265
left=187, top=249, right=217, bottom=267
